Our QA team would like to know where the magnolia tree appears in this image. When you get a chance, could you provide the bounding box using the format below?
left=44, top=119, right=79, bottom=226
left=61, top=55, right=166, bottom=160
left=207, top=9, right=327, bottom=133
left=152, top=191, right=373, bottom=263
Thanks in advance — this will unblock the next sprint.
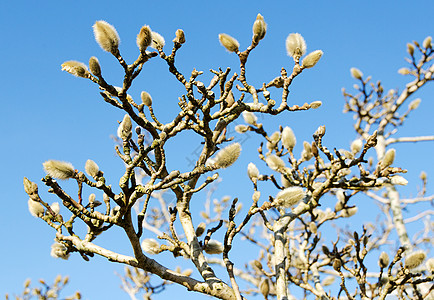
left=23, top=15, right=434, bottom=300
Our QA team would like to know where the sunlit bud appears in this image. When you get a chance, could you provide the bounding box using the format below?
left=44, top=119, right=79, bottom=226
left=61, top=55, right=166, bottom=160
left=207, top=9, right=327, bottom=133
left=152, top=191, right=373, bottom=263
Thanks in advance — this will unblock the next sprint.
left=351, top=139, right=363, bottom=154
left=252, top=13, right=267, bottom=43
left=302, top=50, right=323, bottom=68
left=93, top=21, right=120, bottom=54
left=50, top=202, right=60, bottom=215
left=28, top=198, right=44, bottom=217
left=195, top=222, right=206, bottom=237
left=259, top=278, right=270, bottom=299
left=274, top=186, right=305, bottom=208
left=61, top=61, right=89, bottom=78
left=204, top=240, right=224, bottom=254
left=309, top=101, right=322, bottom=109
left=85, top=159, right=100, bottom=178
left=408, top=98, right=421, bottom=110
left=43, top=160, right=75, bottom=180
left=423, top=36, right=432, bottom=49
left=398, top=67, right=410, bottom=75
left=405, top=250, right=426, bottom=269
left=141, top=91, right=153, bottom=106
left=218, top=33, right=240, bottom=53
left=265, top=154, right=286, bottom=172
left=350, top=67, right=363, bottom=80
left=253, top=260, right=263, bottom=270
left=333, top=259, right=342, bottom=271
left=182, top=269, right=193, bottom=277
left=302, top=141, right=313, bottom=161
left=173, top=29, right=186, bottom=44
left=315, top=125, right=326, bottom=136
left=285, top=33, right=307, bottom=59
left=407, top=43, right=415, bottom=56
left=267, top=131, right=280, bottom=151
left=88, top=56, right=101, bottom=77
left=50, top=242, right=70, bottom=260
left=151, top=31, right=165, bottom=49
left=88, top=193, right=96, bottom=204
left=24, top=278, right=31, bottom=288
left=309, top=222, right=317, bottom=234
left=136, top=25, right=152, bottom=52
left=336, top=190, right=346, bottom=203
left=142, top=238, right=160, bottom=255
left=281, top=174, right=292, bottom=188
left=214, top=143, right=241, bottom=169
left=426, top=257, right=434, bottom=272
left=235, top=124, right=249, bottom=133
left=420, top=171, right=427, bottom=181
left=247, top=162, right=260, bottom=182
left=390, top=175, right=408, bottom=186
left=322, top=276, right=335, bottom=286
left=23, top=177, right=38, bottom=195
left=341, top=207, right=358, bottom=218
left=281, top=127, right=296, bottom=151
left=117, top=114, right=132, bottom=140
left=242, top=111, right=257, bottom=125
left=378, top=252, right=389, bottom=268
left=381, top=149, right=395, bottom=168
left=252, top=191, right=261, bottom=202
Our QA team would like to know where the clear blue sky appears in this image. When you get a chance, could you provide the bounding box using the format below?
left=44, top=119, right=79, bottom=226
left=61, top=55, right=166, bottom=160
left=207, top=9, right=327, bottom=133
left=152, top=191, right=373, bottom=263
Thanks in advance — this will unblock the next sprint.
left=1, top=1, right=433, bottom=299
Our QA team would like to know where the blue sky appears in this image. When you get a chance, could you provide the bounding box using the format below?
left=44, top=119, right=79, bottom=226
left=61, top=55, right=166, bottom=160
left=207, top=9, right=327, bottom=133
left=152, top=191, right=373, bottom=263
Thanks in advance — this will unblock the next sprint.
left=1, top=1, right=433, bottom=299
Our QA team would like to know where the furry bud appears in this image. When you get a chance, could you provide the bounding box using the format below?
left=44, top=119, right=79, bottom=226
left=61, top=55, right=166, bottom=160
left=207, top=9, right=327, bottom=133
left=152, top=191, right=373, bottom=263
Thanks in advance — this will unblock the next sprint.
left=204, top=240, right=224, bottom=254
left=281, top=126, right=296, bottom=151
left=173, top=29, right=186, bottom=44
left=274, top=187, right=305, bottom=208
left=61, top=61, right=89, bottom=78
left=423, top=36, right=432, bottom=49
left=117, top=115, right=132, bottom=140
left=378, top=252, right=389, bottom=268
left=252, top=13, right=267, bottom=43
left=50, top=242, right=70, bottom=260
left=214, top=143, right=241, bottom=169
left=350, top=67, right=363, bottom=80
left=141, top=91, right=152, bottom=106
left=195, top=222, right=206, bottom=237
left=265, top=155, right=286, bottom=172
left=93, top=21, right=120, bottom=54
left=137, top=25, right=152, bottom=52
left=381, top=149, right=395, bottom=168
left=151, top=31, right=165, bottom=49
left=247, top=162, right=260, bottom=182
left=242, top=111, right=257, bottom=125
left=286, top=33, right=306, bottom=59
left=85, top=159, right=100, bottom=178
left=28, top=198, right=44, bottom=217
left=88, top=56, right=101, bottom=77
left=302, top=50, right=323, bottom=68
left=390, top=175, right=408, bottom=186
left=219, top=33, right=240, bottom=53
left=405, top=250, right=426, bottom=269
left=43, top=160, right=75, bottom=180
left=142, top=239, right=160, bottom=255
left=23, top=177, right=38, bottom=195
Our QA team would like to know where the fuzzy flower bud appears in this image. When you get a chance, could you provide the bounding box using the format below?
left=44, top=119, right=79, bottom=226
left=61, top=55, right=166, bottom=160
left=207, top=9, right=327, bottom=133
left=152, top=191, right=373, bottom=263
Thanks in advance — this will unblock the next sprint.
left=252, top=13, right=267, bottom=43
left=141, top=238, right=160, bottom=255
left=151, top=31, right=165, bottom=49
left=281, top=127, right=296, bottom=151
left=93, top=21, right=120, bottom=54
left=247, top=162, right=260, bottom=182
left=252, top=191, right=261, bottom=202
left=214, top=143, right=241, bottom=169
left=173, top=29, right=185, bottom=44
left=85, top=159, right=100, bottom=178
left=322, top=276, right=335, bottom=286
left=423, top=36, right=432, bottom=49
left=43, top=160, right=75, bottom=180
left=88, top=56, right=101, bottom=77
left=219, top=33, right=240, bottom=53
left=309, top=101, right=322, bottom=109
left=28, top=198, right=44, bottom=217
left=51, top=242, right=70, bottom=260
left=350, top=67, right=363, bottom=80
left=259, top=278, right=270, bottom=299
left=405, top=250, right=426, bottom=269
left=286, top=33, right=306, bottom=59
left=408, top=98, right=421, bottom=110
left=265, top=154, right=286, bottom=172
left=61, top=61, right=89, bottom=78
left=378, top=252, right=389, bottom=268
left=351, top=139, right=363, bottom=154
left=302, top=50, right=323, bottom=68
left=274, top=186, right=305, bottom=208
left=140, top=91, right=152, bottom=107
left=195, top=222, right=206, bottom=237
left=381, top=149, right=395, bottom=168
left=242, top=111, right=257, bottom=125
left=204, top=240, right=224, bottom=254
left=235, top=124, right=249, bottom=133
left=341, top=207, right=358, bottom=218
left=23, top=177, right=38, bottom=195
left=407, top=43, right=415, bottom=56
left=50, top=202, right=60, bottom=215
left=136, top=25, right=152, bottom=52
left=390, top=175, right=408, bottom=186
left=117, top=114, right=132, bottom=140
